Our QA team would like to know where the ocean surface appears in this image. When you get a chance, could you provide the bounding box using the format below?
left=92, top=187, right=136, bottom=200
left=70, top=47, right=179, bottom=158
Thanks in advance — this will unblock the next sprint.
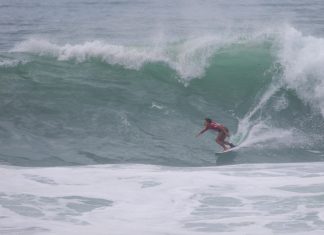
left=1, top=0, right=324, bottom=234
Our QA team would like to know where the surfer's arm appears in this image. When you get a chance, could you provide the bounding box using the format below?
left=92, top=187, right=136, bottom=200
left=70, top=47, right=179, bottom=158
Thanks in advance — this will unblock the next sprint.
left=196, top=127, right=208, bottom=137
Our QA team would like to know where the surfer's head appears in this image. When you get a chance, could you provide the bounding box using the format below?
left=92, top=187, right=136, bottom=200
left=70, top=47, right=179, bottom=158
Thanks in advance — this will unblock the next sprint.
left=205, top=118, right=212, bottom=124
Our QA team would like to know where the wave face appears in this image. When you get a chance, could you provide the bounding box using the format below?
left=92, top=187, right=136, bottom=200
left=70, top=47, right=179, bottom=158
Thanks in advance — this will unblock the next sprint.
left=1, top=25, right=324, bottom=166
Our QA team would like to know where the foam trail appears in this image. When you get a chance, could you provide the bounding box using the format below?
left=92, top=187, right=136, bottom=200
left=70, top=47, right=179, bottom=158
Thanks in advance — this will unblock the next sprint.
left=239, top=122, right=306, bottom=148
left=233, top=76, right=309, bottom=150
left=233, top=80, right=282, bottom=148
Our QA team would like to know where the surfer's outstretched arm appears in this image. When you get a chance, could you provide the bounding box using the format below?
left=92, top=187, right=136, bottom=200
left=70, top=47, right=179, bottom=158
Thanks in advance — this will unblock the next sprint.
left=196, top=127, right=208, bottom=137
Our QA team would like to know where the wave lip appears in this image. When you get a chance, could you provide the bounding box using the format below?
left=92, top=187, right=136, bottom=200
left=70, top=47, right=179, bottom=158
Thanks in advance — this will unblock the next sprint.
left=12, top=38, right=166, bottom=70
left=10, top=35, right=251, bottom=81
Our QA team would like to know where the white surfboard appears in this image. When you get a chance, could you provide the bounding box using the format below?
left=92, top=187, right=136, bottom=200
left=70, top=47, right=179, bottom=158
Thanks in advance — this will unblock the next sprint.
left=215, top=145, right=240, bottom=155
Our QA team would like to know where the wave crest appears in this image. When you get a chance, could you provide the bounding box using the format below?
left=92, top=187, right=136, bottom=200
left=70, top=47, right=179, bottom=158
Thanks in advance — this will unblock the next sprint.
left=11, top=36, right=245, bottom=81
left=278, top=26, right=324, bottom=116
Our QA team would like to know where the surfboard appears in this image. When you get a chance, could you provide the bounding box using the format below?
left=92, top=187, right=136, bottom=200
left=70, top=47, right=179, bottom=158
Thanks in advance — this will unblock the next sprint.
left=215, top=146, right=240, bottom=155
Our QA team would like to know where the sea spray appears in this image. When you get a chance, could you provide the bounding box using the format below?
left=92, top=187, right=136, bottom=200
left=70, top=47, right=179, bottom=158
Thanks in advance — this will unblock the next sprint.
left=278, top=26, right=324, bottom=116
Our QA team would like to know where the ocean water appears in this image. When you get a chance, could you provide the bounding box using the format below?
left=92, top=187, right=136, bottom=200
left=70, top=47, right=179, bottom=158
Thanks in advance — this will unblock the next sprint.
left=1, top=0, right=324, bottom=234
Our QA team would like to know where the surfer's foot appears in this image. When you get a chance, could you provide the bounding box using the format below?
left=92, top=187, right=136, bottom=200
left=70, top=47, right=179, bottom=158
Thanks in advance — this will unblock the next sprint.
left=229, top=143, right=235, bottom=148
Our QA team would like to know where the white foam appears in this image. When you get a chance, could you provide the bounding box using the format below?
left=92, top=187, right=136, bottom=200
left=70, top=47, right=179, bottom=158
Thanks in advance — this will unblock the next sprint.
left=273, top=94, right=289, bottom=111
left=278, top=26, right=324, bottom=117
left=0, top=58, right=26, bottom=68
left=1, top=163, right=324, bottom=235
left=151, top=102, right=164, bottom=110
left=240, top=122, right=307, bottom=148
left=12, top=38, right=166, bottom=70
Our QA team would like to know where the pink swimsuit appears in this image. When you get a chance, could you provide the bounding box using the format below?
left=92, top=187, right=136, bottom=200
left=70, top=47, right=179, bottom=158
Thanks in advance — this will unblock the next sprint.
left=206, top=121, right=223, bottom=132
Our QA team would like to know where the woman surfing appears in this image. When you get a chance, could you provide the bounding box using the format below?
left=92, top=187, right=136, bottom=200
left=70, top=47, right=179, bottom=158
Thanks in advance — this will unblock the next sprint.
left=196, top=118, right=235, bottom=151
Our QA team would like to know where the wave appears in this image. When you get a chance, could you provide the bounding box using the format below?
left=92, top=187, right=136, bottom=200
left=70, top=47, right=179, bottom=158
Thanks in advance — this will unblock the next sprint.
left=10, top=26, right=324, bottom=114
left=2, top=25, right=324, bottom=166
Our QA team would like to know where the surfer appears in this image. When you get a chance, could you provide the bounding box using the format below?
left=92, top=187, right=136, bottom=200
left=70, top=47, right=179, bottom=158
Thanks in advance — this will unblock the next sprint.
left=196, top=118, right=235, bottom=151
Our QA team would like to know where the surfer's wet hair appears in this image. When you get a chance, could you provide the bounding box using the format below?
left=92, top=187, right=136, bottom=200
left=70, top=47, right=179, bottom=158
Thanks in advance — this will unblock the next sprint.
left=205, top=118, right=212, bottom=123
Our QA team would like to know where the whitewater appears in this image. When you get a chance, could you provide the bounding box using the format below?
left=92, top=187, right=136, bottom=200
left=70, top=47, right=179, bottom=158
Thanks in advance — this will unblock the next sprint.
left=1, top=0, right=324, bottom=234
left=1, top=163, right=324, bottom=235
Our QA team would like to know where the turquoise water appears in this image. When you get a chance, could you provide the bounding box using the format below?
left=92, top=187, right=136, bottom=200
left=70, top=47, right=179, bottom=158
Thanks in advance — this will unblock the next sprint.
left=1, top=1, right=324, bottom=234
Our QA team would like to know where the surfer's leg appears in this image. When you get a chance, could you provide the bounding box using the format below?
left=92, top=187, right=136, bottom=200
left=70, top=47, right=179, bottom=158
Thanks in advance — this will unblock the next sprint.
left=223, top=127, right=235, bottom=148
left=224, top=140, right=235, bottom=148
left=216, top=133, right=228, bottom=151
